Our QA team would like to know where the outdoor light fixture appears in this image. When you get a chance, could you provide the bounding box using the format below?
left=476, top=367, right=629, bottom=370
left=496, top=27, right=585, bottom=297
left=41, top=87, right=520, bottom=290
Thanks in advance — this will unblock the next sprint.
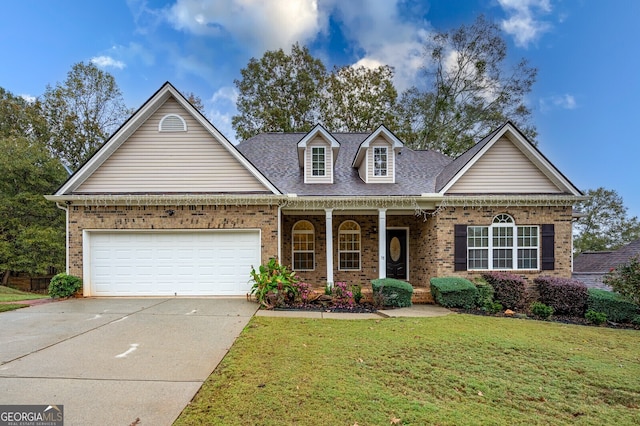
left=166, top=209, right=175, bottom=216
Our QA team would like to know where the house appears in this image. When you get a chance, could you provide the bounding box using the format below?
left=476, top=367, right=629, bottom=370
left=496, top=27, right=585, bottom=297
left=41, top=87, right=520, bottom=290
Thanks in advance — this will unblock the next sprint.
left=572, top=238, right=640, bottom=290
left=45, top=82, right=584, bottom=302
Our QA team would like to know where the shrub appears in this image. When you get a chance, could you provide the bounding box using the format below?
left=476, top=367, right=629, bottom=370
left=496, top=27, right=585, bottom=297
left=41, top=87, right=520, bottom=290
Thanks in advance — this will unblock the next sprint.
left=530, top=302, right=554, bottom=319
left=48, top=273, right=82, bottom=298
left=333, top=282, right=354, bottom=307
left=632, top=315, right=640, bottom=326
left=249, top=258, right=298, bottom=308
left=430, top=277, right=479, bottom=309
left=371, top=278, right=413, bottom=308
left=482, top=272, right=527, bottom=310
left=587, top=288, right=639, bottom=323
left=351, top=284, right=363, bottom=304
left=485, top=301, right=504, bottom=314
left=603, top=255, right=640, bottom=305
left=534, top=276, right=588, bottom=316
left=585, top=310, right=607, bottom=326
left=475, top=278, right=494, bottom=307
left=293, top=281, right=312, bottom=305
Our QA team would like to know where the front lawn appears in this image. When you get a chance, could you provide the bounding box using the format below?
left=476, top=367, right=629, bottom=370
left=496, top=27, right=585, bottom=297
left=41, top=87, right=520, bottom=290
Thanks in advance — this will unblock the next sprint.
left=0, top=285, right=47, bottom=302
left=175, top=314, right=640, bottom=425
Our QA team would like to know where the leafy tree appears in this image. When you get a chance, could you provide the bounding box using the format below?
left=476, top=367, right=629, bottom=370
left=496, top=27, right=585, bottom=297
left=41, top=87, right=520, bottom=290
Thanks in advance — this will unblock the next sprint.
left=574, top=187, right=640, bottom=254
left=397, top=15, right=537, bottom=156
left=0, top=88, right=48, bottom=141
left=182, top=91, right=205, bottom=114
left=321, top=65, right=398, bottom=132
left=0, top=136, right=67, bottom=283
left=232, top=43, right=326, bottom=140
left=603, top=256, right=640, bottom=306
left=42, top=61, right=130, bottom=170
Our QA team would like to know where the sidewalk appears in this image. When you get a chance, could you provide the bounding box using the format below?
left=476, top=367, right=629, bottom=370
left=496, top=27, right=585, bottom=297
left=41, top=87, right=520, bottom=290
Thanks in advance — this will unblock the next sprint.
left=255, top=304, right=452, bottom=319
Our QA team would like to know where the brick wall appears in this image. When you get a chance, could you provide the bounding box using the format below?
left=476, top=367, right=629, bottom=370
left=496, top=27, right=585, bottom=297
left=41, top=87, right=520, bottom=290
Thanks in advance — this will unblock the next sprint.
left=68, top=204, right=279, bottom=280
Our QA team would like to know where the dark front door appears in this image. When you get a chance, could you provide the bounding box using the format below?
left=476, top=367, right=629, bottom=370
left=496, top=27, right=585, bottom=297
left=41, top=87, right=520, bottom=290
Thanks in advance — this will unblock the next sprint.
left=386, top=229, right=407, bottom=279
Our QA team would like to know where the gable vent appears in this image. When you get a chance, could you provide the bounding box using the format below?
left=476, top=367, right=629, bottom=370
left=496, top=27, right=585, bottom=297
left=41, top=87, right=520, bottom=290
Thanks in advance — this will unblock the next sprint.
left=159, top=114, right=187, bottom=132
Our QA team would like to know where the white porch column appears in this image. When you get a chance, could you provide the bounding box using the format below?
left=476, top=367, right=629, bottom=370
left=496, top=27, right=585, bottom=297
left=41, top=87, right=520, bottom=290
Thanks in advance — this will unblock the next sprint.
left=325, top=208, right=334, bottom=286
left=378, top=208, right=387, bottom=279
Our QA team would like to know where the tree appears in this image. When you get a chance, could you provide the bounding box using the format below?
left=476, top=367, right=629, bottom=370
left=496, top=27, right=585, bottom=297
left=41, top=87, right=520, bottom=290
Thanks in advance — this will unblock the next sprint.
left=321, top=65, right=398, bottom=132
left=42, top=61, right=130, bottom=170
left=182, top=91, right=205, bottom=114
left=603, top=256, right=640, bottom=306
left=573, top=187, right=640, bottom=254
left=232, top=43, right=326, bottom=140
left=397, top=15, right=537, bottom=156
left=0, top=88, right=48, bottom=141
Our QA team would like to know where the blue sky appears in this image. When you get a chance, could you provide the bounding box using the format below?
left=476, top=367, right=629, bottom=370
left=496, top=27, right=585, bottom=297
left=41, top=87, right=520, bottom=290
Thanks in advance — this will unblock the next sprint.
left=1, top=0, right=638, bottom=217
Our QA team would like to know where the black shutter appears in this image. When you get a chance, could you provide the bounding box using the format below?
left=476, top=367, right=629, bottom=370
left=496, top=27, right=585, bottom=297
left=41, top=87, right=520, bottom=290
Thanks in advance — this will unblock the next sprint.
left=454, top=225, right=467, bottom=271
left=541, top=224, right=555, bottom=270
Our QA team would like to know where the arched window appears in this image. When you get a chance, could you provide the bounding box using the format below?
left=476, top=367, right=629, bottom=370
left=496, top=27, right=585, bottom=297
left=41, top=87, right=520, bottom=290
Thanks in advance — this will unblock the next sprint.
left=159, top=114, right=187, bottom=132
left=467, top=214, right=539, bottom=270
left=292, top=220, right=315, bottom=271
left=338, top=220, right=361, bottom=270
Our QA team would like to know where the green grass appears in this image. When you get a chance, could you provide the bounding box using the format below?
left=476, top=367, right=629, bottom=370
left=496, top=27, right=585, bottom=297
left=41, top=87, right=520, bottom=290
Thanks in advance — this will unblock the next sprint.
left=175, top=314, right=640, bottom=426
left=0, top=285, right=47, bottom=302
left=0, top=304, right=29, bottom=312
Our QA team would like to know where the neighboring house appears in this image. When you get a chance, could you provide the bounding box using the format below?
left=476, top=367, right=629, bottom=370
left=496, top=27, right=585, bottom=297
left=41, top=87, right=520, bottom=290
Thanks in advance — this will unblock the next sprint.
left=573, top=239, right=640, bottom=290
left=45, top=82, right=584, bottom=302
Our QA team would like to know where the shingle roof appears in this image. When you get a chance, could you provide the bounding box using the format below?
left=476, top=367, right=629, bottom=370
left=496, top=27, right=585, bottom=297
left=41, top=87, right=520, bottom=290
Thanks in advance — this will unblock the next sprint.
left=237, top=132, right=452, bottom=196
left=573, top=238, right=640, bottom=272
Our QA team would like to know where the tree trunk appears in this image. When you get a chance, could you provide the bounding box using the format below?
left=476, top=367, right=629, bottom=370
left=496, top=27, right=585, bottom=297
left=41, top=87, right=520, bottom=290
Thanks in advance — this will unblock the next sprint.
left=1, top=270, right=10, bottom=286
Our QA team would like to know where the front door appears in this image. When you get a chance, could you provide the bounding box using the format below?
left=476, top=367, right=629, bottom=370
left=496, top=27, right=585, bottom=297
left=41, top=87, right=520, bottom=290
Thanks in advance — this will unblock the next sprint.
left=386, top=229, right=407, bottom=279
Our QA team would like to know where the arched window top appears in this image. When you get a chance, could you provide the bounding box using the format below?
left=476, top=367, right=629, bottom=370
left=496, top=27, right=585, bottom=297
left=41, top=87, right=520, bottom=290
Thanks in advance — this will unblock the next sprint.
left=493, top=214, right=514, bottom=224
left=293, top=220, right=314, bottom=232
left=159, top=114, right=187, bottom=132
left=339, top=220, right=360, bottom=232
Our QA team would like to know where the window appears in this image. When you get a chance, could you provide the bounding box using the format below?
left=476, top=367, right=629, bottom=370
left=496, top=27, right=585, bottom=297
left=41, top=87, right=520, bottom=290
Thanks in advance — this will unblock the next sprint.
left=311, top=147, right=325, bottom=176
left=467, top=214, right=539, bottom=270
left=159, top=114, right=187, bottom=132
left=338, top=220, right=361, bottom=270
left=373, top=147, right=388, bottom=176
left=292, top=220, right=315, bottom=270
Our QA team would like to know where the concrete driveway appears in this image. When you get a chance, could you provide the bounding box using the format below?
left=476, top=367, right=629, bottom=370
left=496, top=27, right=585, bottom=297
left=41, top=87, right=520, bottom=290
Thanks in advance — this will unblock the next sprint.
left=0, top=297, right=257, bottom=425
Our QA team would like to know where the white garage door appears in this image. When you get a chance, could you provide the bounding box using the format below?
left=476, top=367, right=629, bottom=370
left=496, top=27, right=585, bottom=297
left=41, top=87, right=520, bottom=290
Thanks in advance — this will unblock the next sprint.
left=87, top=230, right=260, bottom=296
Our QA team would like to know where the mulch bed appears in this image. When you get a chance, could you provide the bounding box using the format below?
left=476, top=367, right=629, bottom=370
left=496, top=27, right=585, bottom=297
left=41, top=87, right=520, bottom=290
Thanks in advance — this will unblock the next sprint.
left=274, top=303, right=378, bottom=314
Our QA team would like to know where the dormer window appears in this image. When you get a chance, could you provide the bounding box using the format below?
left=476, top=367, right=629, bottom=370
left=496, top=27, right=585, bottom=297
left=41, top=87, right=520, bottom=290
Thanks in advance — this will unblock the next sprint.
left=312, top=147, right=326, bottom=176
left=374, top=147, right=388, bottom=176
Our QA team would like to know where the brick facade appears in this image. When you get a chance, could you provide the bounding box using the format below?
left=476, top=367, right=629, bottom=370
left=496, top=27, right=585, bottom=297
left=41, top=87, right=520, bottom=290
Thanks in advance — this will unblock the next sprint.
left=68, top=204, right=279, bottom=281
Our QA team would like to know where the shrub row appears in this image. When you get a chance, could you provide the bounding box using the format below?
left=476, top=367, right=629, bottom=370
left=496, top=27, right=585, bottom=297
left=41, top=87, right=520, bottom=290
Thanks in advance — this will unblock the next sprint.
left=430, top=277, right=479, bottom=309
left=372, top=278, right=413, bottom=308
left=534, top=276, right=588, bottom=316
left=482, top=272, right=527, bottom=310
left=587, top=288, right=639, bottom=323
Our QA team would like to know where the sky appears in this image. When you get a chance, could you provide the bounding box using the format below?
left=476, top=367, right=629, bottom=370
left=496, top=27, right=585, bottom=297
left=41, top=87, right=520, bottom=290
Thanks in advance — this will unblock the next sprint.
left=1, top=0, right=639, bottom=217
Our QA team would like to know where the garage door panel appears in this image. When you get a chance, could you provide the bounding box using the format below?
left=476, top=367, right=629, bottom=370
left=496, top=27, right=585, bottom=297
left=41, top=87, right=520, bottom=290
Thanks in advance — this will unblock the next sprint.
left=88, top=231, right=260, bottom=296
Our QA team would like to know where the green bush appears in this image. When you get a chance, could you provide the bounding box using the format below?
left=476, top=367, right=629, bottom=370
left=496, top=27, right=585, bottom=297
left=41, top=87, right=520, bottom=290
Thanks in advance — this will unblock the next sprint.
left=371, top=278, right=413, bottom=308
left=249, top=258, right=298, bottom=309
left=430, top=277, right=479, bottom=309
left=587, top=288, right=639, bottom=323
left=530, top=302, right=554, bottom=319
left=48, top=273, right=82, bottom=298
left=485, top=301, right=504, bottom=314
left=585, top=310, right=607, bottom=326
left=603, top=255, right=640, bottom=305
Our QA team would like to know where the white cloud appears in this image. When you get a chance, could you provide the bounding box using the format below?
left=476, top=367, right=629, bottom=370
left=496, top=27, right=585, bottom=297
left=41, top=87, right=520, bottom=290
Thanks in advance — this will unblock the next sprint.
left=498, top=0, right=552, bottom=47
left=20, top=94, right=36, bottom=103
left=540, top=93, right=577, bottom=112
left=327, top=1, right=430, bottom=91
left=166, top=0, right=325, bottom=53
left=91, top=55, right=126, bottom=69
left=211, top=86, right=238, bottom=105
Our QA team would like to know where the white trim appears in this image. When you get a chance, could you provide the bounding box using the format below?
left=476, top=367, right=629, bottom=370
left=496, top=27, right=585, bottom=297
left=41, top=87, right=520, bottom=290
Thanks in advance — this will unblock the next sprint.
left=325, top=209, right=334, bottom=286
left=55, top=203, right=69, bottom=274
left=158, top=113, right=187, bottom=132
left=338, top=220, right=361, bottom=271
left=291, top=220, right=315, bottom=271
left=351, top=125, right=404, bottom=168
left=373, top=146, right=388, bottom=177
left=56, top=83, right=280, bottom=195
left=439, top=123, right=582, bottom=196
left=378, top=209, right=387, bottom=279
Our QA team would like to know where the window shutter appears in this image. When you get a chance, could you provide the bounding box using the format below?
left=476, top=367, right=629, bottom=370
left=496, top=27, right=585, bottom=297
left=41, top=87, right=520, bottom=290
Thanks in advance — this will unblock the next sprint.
left=541, top=224, right=555, bottom=270
left=454, top=225, right=467, bottom=271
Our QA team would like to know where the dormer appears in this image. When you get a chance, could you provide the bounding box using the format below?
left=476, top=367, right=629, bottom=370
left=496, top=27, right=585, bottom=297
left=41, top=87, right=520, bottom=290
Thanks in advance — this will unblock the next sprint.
left=297, top=125, right=340, bottom=184
left=351, top=125, right=403, bottom=183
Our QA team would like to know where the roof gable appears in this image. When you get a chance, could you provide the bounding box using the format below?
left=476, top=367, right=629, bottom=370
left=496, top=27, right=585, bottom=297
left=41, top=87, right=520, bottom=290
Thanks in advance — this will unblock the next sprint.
left=351, top=125, right=404, bottom=168
left=55, top=82, right=280, bottom=195
left=438, top=122, right=582, bottom=196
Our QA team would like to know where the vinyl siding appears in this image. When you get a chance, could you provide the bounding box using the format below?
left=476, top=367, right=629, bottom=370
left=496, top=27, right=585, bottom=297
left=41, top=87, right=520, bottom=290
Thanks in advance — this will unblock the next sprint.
left=366, top=138, right=394, bottom=183
left=304, top=137, right=332, bottom=183
left=75, top=98, right=268, bottom=193
left=448, top=136, right=563, bottom=193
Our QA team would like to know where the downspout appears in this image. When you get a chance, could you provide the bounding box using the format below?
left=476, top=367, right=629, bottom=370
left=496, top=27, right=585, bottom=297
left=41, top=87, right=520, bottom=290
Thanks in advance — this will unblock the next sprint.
left=55, top=202, right=70, bottom=274
left=277, top=204, right=282, bottom=262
